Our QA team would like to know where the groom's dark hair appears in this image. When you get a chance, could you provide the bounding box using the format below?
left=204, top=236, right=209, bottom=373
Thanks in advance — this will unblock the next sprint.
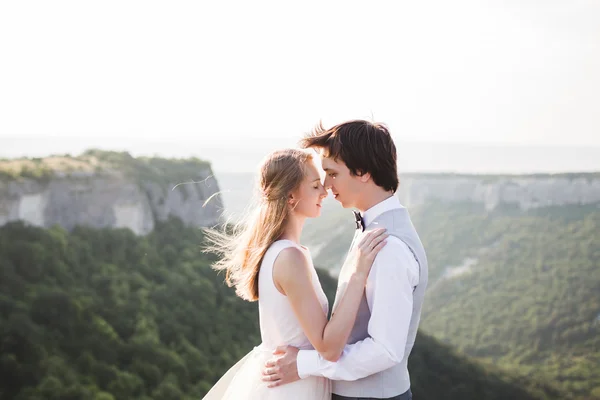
left=299, top=120, right=399, bottom=192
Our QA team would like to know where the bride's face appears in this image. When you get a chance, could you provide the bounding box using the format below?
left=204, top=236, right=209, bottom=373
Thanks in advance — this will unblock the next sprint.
left=290, top=161, right=327, bottom=218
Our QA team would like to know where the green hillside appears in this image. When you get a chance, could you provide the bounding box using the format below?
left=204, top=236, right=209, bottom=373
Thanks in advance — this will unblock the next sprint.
left=414, top=201, right=600, bottom=398
left=302, top=200, right=600, bottom=399
left=0, top=220, right=564, bottom=400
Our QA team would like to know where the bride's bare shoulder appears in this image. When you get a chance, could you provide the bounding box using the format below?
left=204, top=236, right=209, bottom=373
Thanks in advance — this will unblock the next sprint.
left=272, top=246, right=311, bottom=283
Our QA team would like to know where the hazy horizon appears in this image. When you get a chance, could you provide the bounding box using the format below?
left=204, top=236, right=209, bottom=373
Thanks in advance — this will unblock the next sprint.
left=2, top=135, right=600, bottom=175
left=1, top=1, right=600, bottom=153
left=2, top=1, right=599, bottom=175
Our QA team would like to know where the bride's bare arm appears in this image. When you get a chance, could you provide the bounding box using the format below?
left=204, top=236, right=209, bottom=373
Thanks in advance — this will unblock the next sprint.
left=272, top=229, right=387, bottom=362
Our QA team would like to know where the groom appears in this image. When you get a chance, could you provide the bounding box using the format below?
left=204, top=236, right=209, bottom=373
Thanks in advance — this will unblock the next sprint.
left=262, top=120, right=428, bottom=400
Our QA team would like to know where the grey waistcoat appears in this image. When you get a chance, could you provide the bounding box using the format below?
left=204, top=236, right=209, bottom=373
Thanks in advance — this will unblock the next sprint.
left=332, top=207, right=428, bottom=398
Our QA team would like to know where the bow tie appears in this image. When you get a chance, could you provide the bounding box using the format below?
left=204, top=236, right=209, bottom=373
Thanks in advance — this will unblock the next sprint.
left=353, top=210, right=365, bottom=231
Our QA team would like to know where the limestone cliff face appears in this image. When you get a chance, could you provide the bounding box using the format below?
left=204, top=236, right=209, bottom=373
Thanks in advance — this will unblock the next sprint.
left=396, top=174, right=600, bottom=210
left=0, top=152, right=223, bottom=235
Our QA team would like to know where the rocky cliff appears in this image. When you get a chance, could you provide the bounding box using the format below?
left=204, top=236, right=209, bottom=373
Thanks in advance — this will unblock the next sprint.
left=396, top=173, right=600, bottom=210
left=0, top=150, right=224, bottom=235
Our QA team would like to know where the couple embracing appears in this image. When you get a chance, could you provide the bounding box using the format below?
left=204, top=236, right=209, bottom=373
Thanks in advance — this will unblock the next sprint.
left=204, top=120, right=428, bottom=400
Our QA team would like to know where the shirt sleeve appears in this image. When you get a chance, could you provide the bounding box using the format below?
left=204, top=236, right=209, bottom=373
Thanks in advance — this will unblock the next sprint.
left=297, top=237, right=419, bottom=381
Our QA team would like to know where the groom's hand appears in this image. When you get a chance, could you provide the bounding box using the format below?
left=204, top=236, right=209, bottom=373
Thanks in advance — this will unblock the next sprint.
left=261, top=345, right=300, bottom=388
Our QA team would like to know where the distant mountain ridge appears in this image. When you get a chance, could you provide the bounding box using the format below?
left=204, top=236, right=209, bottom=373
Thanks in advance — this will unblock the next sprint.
left=217, top=171, right=600, bottom=221
left=396, top=172, right=600, bottom=210
left=2, top=150, right=598, bottom=236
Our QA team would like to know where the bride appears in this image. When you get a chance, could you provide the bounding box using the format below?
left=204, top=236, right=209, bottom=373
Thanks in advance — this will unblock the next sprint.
left=203, top=148, right=387, bottom=399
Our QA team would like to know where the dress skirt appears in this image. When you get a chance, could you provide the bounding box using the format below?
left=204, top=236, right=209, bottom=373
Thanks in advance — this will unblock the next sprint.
left=202, top=346, right=331, bottom=400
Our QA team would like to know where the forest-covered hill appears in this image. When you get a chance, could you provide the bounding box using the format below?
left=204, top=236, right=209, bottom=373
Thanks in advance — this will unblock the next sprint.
left=414, top=201, right=600, bottom=398
left=0, top=220, right=566, bottom=400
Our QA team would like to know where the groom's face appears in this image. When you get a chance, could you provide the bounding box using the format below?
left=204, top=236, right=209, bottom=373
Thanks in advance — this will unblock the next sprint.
left=320, top=155, right=362, bottom=209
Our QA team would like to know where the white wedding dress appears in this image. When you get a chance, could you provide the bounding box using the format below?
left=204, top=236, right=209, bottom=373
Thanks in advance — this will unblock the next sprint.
left=203, top=240, right=331, bottom=400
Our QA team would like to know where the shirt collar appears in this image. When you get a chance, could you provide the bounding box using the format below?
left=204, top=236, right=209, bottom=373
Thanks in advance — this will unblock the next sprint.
left=361, top=195, right=404, bottom=227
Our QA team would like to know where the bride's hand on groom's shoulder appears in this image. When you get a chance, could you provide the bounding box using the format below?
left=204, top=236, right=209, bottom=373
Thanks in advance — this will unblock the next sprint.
left=351, top=228, right=388, bottom=280
left=261, top=345, right=300, bottom=388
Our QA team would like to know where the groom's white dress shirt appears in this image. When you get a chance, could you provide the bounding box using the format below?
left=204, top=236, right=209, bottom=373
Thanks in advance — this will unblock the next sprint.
left=297, top=196, right=419, bottom=390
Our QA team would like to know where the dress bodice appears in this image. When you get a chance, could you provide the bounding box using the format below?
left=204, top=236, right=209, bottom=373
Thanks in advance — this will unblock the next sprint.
left=258, top=240, right=329, bottom=350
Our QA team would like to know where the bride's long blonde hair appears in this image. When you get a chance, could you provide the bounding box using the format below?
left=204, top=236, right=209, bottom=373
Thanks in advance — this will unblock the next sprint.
left=206, top=149, right=313, bottom=301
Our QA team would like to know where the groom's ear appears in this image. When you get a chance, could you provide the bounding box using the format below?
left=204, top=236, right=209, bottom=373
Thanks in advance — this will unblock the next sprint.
left=358, top=172, right=371, bottom=183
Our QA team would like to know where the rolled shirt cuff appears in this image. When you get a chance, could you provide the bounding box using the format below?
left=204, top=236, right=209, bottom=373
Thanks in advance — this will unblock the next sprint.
left=296, top=349, right=320, bottom=379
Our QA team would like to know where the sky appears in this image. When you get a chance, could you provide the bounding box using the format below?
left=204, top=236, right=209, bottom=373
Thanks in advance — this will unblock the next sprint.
left=1, top=1, right=599, bottom=161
